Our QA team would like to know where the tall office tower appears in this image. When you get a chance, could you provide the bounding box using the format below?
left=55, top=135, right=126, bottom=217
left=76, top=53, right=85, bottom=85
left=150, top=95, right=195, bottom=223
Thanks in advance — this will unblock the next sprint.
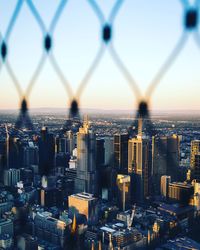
left=56, top=130, right=75, bottom=155
left=24, top=142, right=38, bottom=167
left=96, top=138, right=105, bottom=168
left=193, top=153, right=200, bottom=182
left=0, top=140, right=6, bottom=178
left=40, top=187, right=62, bottom=207
left=190, top=140, right=200, bottom=169
left=3, top=169, right=20, bottom=186
left=8, top=137, right=23, bottom=169
left=160, top=175, right=171, bottom=197
left=38, top=127, right=55, bottom=176
left=128, top=134, right=151, bottom=202
left=68, top=193, right=98, bottom=225
left=114, top=134, right=129, bottom=174
left=104, top=137, right=114, bottom=166
left=75, top=119, right=97, bottom=194
left=152, top=135, right=180, bottom=194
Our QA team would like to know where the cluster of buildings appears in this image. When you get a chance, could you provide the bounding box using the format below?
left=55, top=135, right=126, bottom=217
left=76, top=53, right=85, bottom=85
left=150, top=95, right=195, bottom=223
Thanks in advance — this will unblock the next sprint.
left=0, top=116, right=200, bottom=249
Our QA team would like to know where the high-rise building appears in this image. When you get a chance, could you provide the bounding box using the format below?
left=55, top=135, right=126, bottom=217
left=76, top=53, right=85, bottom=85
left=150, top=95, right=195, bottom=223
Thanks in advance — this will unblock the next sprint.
left=75, top=119, right=97, bottom=194
left=40, top=187, right=62, bottom=207
left=56, top=130, right=75, bottom=155
left=128, top=134, right=151, bottom=202
left=3, top=169, right=20, bottom=186
left=96, top=138, right=105, bottom=168
left=152, top=135, right=180, bottom=193
left=38, top=127, right=55, bottom=176
left=8, top=137, right=23, bottom=169
left=160, top=175, right=171, bottom=197
left=68, top=192, right=98, bottom=225
left=24, top=142, right=38, bottom=167
left=190, top=140, right=200, bottom=169
left=104, top=137, right=114, bottom=166
left=0, top=139, right=6, bottom=173
left=193, top=153, right=200, bottom=182
left=34, top=212, right=70, bottom=248
left=114, top=134, right=128, bottom=174
left=168, top=182, right=194, bottom=205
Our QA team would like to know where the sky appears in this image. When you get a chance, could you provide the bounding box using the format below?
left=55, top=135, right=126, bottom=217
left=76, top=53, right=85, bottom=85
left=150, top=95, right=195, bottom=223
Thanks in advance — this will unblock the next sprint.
left=0, top=0, right=200, bottom=111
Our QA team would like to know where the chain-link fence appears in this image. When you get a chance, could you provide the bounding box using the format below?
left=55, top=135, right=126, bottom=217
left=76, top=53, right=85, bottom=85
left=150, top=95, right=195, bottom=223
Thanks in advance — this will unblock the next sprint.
left=0, top=0, right=200, bottom=130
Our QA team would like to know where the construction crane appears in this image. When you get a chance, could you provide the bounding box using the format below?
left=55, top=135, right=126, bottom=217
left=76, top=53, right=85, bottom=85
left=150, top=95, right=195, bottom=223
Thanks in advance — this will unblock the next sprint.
left=127, top=205, right=136, bottom=229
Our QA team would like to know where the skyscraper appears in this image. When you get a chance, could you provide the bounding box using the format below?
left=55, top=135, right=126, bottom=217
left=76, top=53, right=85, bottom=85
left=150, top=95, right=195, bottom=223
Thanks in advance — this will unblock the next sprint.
left=160, top=175, right=171, bottom=197
left=152, top=135, right=180, bottom=193
left=38, top=127, right=55, bottom=176
left=3, top=169, right=20, bottom=186
left=193, top=153, right=200, bottom=182
left=191, top=140, right=200, bottom=167
left=96, top=138, right=105, bottom=168
left=128, top=134, right=151, bottom=202
left=104, top=137, right=114, bottom=166
left=8, top=137, right=23, bottom=169
left=190, top=140, right=200, bottom=182
left=68, top=192, right=98, bottom=225
left=114, top=134, right=128, bottom=174
left=24, top=142, right=38, bottom=167
left=75, top=118, right=97, bottom=194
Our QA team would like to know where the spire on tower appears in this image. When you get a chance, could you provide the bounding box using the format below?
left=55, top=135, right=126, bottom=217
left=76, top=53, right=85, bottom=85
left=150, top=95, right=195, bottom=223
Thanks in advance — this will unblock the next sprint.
left=71, top=213, right=77, bottom=234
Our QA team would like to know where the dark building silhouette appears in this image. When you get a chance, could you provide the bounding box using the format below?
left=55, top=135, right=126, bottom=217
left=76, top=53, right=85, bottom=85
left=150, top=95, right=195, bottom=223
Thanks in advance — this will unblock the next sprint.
left=8, top=137, right=24, bottom=169
left=194, top=153, right=200, bottom=182
left=168, top=182, right=194, bottom=205
left=38, top=127, right=55, bottom=176
left=24, top=142, right=39, bottom=167
left=114, top=134, right=128, bottom=174
left=96, top=138, right=105, bottom=168
left=152, top=135, right=180, bottom=194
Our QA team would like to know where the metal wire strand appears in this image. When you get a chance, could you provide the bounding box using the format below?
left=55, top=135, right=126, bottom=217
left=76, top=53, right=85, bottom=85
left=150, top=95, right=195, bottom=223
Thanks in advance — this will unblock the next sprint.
left=76, top=43, right=106, bottom=100
left=108, top=0, right=124, bottom=24
left=25, top=53, right=47, bottom=98
left=5, top=0, right=24, bottom=42
left=108, top=42, right=142, bottom=101
left=49, top=53, right=74, bottom=100
left=0, top=33, right=3, bottom=73
left=5, top=61, right=23, bottom=99
left=145, top=32, right=188, bottom=101
left=179, top=0, right=189, bottom=7
left=193, top=30, right=200, bottom=49
left=26, top=0, right=47, bottom=34
left=49, top=0, right=68, bottom=34
left=87, top=0, right=105, bottom=24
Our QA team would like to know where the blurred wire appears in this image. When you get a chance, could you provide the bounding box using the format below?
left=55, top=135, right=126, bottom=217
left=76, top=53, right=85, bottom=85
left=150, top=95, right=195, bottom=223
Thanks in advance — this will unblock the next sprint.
left=25, top=53, right=47, bottom=98
left=87, top=0, right=105, bottom=24
left=76, top=44, right=106, bottom=100
left=146, top=32, right=188, bottom=101
left=4, top=0, right=24, bottom=42
left=26, top=0, right=47, bottom=34
left=0, top=0, right=199, bottom=130
left=109, top=42, right=142, bottom=102
left=5, top=61, right=23, bottom=99
left=49, top=53, right=74, bottom=100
